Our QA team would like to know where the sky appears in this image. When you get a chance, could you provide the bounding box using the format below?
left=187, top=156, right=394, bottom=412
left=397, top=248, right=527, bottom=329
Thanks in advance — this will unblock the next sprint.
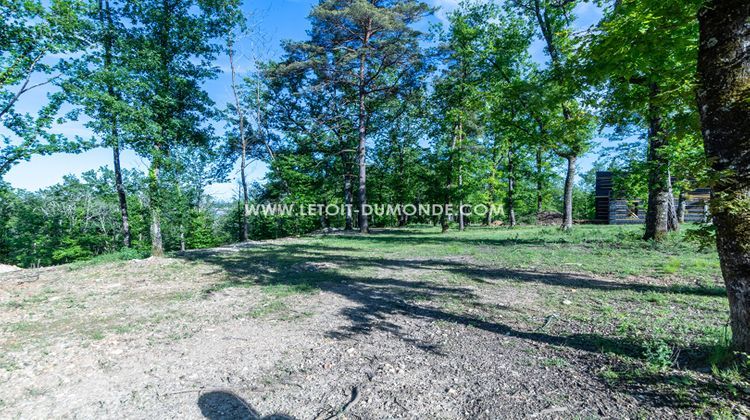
left=4, top=0, right=605, bottom=201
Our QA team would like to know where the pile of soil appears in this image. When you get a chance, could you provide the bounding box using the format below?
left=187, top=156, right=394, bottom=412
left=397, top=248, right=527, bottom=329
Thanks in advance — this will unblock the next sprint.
left=536, top=211, right=563, bottom=226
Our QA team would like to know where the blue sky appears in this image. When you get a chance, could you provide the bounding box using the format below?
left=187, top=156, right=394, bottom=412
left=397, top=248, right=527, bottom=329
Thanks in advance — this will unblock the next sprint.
left=4, top=0, right=605, bottom=200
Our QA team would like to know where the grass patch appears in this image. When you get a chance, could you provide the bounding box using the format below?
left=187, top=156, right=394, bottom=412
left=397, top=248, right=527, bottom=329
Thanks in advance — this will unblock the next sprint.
left=68, top=248, right=149, bottom=270
left=248, top=300, right=288, bottom=319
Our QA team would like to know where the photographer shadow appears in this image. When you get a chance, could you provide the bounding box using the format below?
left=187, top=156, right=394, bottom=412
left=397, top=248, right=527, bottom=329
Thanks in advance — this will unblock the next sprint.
left=197, top=390, right=295, bottom=420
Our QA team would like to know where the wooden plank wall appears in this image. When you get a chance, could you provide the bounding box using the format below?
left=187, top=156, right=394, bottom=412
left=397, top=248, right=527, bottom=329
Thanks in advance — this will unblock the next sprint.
left=595, top=172, right=711, bottom=224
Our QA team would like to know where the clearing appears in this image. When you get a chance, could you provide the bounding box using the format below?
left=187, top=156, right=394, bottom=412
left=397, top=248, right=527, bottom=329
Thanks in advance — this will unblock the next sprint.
left=1, top=226, right=748, bottom=418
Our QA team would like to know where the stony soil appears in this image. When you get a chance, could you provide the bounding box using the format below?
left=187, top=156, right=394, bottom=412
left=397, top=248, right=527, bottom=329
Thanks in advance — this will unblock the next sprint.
left=0, top=234, right=745, bottom=419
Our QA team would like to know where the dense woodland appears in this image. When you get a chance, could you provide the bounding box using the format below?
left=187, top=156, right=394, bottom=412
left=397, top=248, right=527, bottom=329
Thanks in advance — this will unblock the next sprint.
left=1, top=0, right=748, bottom=350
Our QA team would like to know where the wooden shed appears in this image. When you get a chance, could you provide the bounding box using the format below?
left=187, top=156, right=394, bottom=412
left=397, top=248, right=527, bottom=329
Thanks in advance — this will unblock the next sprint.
left=594, top=171, right=710, bottom=225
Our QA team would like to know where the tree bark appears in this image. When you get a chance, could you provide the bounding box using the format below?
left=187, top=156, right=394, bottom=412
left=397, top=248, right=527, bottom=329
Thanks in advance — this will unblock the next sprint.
left=148, top=157, right=164, bottom=257
left=112, top=139, right=131, bottom=248
left=561, top=155, right=576, bottom=230
left=531, top=0, right=580, bottom=230
left=457, top=120, right=465, bottom=231
left=356, top=22, right=372, bottom=234
left=644, top=83, right=678, bottom=241
left=536, top=145, right=544, bottom=217
left=507, top=141, right=516, bottom=227
left=442, top=127, right=458, bottom=233
left=697, top=0, right=750, bottom=352
left=667, top=171, right=680, bottom=232
left=100, top=0, right=131, bottom=248
left=343, top=167, right=354, bottom=231
left=227, top=37, right=249, bottom=242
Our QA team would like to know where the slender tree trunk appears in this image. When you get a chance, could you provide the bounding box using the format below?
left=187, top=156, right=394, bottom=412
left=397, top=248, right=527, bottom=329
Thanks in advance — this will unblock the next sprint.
left=536, top=146, right=544, bottom=217
left=643, top=83, right=677, bottom=241
left=227, top=37, right=249, bottom=242
left=562, top=155, right=576, bottom=230
left=357, top=23, right=372, bottom=234
left=100, top=0, right=131, bottom=248
left=148, top=157, right=164, bottom=257
left=697, top=0, right=750, bottom=352
left=532, top=0, right=581, bottom=230
left=485, top=184, right=494, bottom=226
left=149, top=0, right=171, bottom=258
left=179, top=225, right=186, bottom=252
left=343, top=155, right=353, bottom=230
left=458, top=121, right=465, bottom=231
left=442, top=127, right=458, bottom=233
left=507, top=142, right=516, bottom=227
left=239, top=151, right=249, bottom=241
left=667, top=172, right=680, bottom=231
left=112, top=139, right=131, bottom=247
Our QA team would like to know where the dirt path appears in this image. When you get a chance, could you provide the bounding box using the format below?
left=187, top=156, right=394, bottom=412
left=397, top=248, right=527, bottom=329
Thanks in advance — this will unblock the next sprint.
left=0, top=237, right=739, bottom=418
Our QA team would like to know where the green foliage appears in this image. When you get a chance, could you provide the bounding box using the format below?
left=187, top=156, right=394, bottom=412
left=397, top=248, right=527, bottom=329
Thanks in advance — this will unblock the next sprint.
left=0, top=168, right=231, bottom=268
left=1, top=0, right=90, bottom=176
left=643, top=339, right=674, bottom=371
left=685, top=223, right=717, bottom=252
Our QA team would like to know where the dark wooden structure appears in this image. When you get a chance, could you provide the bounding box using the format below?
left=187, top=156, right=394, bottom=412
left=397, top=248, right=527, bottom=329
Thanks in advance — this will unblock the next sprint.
left=595, top=171, right=710, bottom=225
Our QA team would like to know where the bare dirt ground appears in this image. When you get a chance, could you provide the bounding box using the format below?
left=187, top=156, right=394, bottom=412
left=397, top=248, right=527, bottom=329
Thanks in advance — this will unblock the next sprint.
left=0, top=233, right=746, bottom=419
left=0, top=264, right=20, bottom=274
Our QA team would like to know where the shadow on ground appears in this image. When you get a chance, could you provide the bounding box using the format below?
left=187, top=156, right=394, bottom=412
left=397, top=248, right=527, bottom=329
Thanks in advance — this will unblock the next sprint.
left=180, top=233, right=738, bottom=413
left=198, top=390, right=295, bottom=420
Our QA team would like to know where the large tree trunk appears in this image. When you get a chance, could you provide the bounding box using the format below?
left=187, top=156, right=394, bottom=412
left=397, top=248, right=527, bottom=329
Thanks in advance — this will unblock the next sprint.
left=697, top=0, right=750, bottom=352
left=507, top=142, right=516, bottom=227
left=644, top=83, right=678, bottom=240
left=561, top=155, right=576, bottom=230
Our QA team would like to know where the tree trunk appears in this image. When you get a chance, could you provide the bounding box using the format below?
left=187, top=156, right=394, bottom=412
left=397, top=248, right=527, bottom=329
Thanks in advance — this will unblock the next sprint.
left=343, top=160, right=353, bottom=231
left=228, top=36, right=249, bottom=242
left=356, top=23, right=371, bottom=234
left=100, top=0, right=131, bottom=249
left=561, top=155, right=575, bottom=230
left=457, top=121, right=465, bottom=231
left=644, top=83, right=678, bottom=240
left=536, top=146, right=544, bottom=217
left=442, top=127, right=458, bottom=233
left=667, top=171, right=680, bottom=231
left=240, top=151, right=249, bottom=242
left=112, top=140, right=131, bottom=248
left=148, top=157, right=164, bottom=257
left=697, top=0, right=750, bottom=352
left=398, top=205, right=407, bottom=227
left=507, top=142, right=516, bottom=227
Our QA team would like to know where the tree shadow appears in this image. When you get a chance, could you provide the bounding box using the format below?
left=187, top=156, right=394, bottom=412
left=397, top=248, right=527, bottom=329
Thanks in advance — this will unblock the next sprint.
left=197, top=390, right=295, bottom=420
left=178, top=238, right=739, bottom=412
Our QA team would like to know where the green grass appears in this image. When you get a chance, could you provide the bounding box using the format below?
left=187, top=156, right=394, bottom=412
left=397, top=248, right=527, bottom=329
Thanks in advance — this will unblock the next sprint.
left=22, top=223, right=741, bottom=415
left=68, top=248, right=149, bottom=270
left=313, top=225, right=721, bottom=281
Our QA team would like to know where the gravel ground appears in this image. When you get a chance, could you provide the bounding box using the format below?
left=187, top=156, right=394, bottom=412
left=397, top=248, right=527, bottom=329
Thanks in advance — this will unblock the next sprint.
left=0, top=236, right=744, bottom=419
